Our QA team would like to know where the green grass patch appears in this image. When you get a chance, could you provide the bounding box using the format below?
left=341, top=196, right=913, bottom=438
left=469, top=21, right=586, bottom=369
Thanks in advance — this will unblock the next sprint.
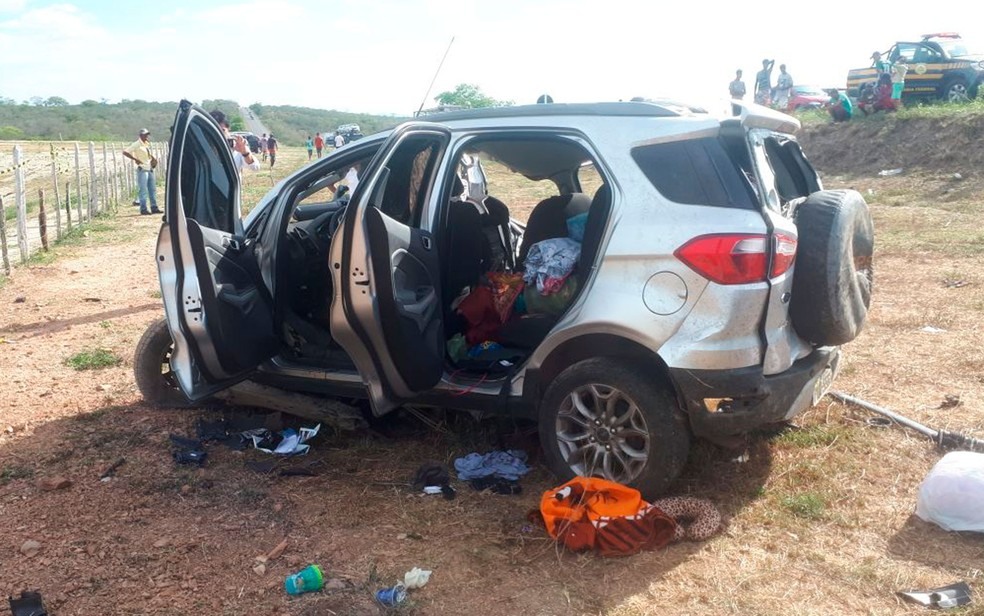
left=0, top=465, right=34, bottom=484
left=780, top=492, right=827, bottom=519
left=774, top=425, right=850, bottom=448
left=64, top=348, right=121, bottom=370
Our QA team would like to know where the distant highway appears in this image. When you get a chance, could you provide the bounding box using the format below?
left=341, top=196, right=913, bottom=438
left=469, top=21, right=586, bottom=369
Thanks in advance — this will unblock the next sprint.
left=239, top=105, right=270, bottom=137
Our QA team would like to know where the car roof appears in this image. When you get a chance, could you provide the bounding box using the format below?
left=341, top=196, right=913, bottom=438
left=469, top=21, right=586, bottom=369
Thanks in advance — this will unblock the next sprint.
left=419, top=101, right=699, bottom=123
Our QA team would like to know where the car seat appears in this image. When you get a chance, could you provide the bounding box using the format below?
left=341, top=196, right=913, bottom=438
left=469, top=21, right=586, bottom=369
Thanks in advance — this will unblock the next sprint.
left=517, top=193, right=592, bottom=267
left=498, top=186, right=610, bottom=350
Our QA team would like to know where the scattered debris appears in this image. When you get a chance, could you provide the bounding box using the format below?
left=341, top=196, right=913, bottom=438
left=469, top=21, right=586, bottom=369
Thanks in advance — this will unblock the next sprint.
left=943, top=278, right=969, bottom=288
left=253, top=562, right=267, bottom=576
left=8, top=591, right=47, bottom=616
left=938, top=394, right=962, bottom=409
left=19, top=540, right=41, bottom=557
left=375, top=583, right=407, bottom=607
left=878, top=168, right=904, bottom=177
left=952, top=172, right=963, bottom=181
left=731, top=451, right=750, bottom=464
left=37, top=476, right=71, bottom=491
left=899, top=581, right=973, bottom=609
left=82, top=297, right=102, bottom=302
left=169, top=435, right=207, bottom=466
left=248, top=424, right=320, bottom=456
left=98, top=457, right=125, bottom=481
left=396, top=532, right=423, bottom=541
left=916, top=452, right=984, bottom=532
left=403, top=567, right=432, bottom=590
left=153, top=538, right=169, bottom=548
left=469, top=476, right=522, bottom=495
left=284, top=565, right=324, bottom=595
left=918, top=325, right=947, bottom=334
left=264, top=538, right=288, bottom=562
left=829, top=391, right=984, bottom=452
left=13, top=296, right=26, bottom=304
left=454, top=450, right=530, bottom=481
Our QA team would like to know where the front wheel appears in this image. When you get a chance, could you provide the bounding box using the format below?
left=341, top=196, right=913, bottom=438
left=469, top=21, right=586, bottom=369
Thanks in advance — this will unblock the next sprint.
left=133, top=317, right=192, bottom=408
left=538, top=358, right=690, bottom=499
left=943, top=78, right=969, bottom=103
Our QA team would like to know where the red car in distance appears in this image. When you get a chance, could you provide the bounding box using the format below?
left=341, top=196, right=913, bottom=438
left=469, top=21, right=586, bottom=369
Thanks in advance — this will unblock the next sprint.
left=786, top=86, right=829, bottom=112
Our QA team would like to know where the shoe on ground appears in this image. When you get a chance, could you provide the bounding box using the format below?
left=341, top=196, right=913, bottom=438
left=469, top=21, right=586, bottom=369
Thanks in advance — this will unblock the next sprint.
left=151, top=208, right=162, bottom=214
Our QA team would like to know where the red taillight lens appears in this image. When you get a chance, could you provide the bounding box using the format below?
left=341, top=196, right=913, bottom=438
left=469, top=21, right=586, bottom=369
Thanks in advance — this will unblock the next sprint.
left=771, top=232, right=797, bottom=278
left=675, top=233, right=797, bottom=285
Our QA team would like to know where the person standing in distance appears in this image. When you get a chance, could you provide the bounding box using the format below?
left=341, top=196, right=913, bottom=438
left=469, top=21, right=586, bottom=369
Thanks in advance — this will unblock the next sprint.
left=314, top=133, right=324, bottom=158
left=260, top=133, right=269, bottom=161
left=122, top=128, right=160, bottom=215
left=266, top=133, right=279, bottom=168
left=305, top=135, right=314, bottom=160
left=334, top=132, right=345, bottom=149
left=729, top=69, right=746, bottom=100
left=754, top=59, right=775, bottom=106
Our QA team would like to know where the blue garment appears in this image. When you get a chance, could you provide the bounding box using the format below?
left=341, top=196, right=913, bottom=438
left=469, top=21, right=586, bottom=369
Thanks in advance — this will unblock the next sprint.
left=136, top=168, right=158, bottom=213
left=454, top=450, right=531, bottom=481
left=523, top=238, right=581, bottom=295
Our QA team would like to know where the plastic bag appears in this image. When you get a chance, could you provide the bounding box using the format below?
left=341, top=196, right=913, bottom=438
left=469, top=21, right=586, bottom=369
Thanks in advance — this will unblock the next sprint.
left=915, top=451, right=984, bottom=532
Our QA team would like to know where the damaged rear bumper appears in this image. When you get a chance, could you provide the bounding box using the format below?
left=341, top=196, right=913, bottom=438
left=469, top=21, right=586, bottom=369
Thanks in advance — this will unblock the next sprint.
left=669, top=347, right=839, bottom=439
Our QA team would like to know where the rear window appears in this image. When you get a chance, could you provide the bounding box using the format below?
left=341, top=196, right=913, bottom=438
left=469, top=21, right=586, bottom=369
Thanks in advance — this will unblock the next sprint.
left=631, top=137, right=756, bottom=209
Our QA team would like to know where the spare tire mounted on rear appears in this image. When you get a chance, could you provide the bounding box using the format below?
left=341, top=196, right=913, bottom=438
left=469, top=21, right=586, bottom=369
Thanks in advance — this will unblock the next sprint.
left=790, top=189, right=874, bottom=346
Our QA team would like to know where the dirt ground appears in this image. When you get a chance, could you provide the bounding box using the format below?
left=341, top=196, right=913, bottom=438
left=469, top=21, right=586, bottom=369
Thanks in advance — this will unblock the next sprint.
left=1, top=139, right=983, bottom=615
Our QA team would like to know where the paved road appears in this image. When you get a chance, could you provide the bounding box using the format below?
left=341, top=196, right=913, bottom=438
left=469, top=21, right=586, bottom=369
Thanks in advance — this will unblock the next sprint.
left=240, top=105, right=270, bottom=137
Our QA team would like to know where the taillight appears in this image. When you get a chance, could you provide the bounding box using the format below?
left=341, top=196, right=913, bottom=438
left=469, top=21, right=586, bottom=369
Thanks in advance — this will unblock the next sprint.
left=771, top=232, right=797, bottom=278
left=675, top=233, right=797, bottom=285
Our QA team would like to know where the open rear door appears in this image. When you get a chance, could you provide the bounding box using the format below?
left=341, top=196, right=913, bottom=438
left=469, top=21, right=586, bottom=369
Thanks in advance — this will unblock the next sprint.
left=329, top=123, right=450, bottom=415
left=156, top=100, right=277, bottom=400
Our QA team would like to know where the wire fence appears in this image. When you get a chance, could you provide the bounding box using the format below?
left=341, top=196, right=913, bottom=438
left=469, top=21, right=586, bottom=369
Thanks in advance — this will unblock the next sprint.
left=0, top=139, right=169, bottom=276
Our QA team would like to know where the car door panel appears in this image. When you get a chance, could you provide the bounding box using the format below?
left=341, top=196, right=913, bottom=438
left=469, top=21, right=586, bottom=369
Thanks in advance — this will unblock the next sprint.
left=157, top=100, right=277, bottom=401
left=329, top=123, right=450, bottom=415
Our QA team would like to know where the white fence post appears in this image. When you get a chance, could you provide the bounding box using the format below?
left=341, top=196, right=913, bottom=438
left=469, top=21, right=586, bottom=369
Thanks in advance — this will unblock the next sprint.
left=88, top=141, right=97, bottom=217
left=13, top=145, right=28, bottom=263
left=50, top=156, right=62, bottom=240
left=74, top=142, right=83, bottom=224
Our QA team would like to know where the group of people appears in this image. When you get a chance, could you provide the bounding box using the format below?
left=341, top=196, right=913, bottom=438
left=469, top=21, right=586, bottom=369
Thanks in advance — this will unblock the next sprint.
left=122, top=110, right=272, bottom=215
left=257, top=133, right=279, bottom=167
left=305, top=132, right=347, bottom=160
left=729, top=59, right=795, bottom=109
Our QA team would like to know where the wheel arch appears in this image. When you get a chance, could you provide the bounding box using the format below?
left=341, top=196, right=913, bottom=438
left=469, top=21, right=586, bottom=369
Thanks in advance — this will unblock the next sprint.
left=522, top=333, right=681, bottom=413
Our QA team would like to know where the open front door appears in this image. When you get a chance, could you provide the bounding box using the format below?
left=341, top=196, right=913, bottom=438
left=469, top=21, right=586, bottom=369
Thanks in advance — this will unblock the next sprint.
left=156, top=100, right=277, bottom=400
left=329, top=123, right=450, bottom=415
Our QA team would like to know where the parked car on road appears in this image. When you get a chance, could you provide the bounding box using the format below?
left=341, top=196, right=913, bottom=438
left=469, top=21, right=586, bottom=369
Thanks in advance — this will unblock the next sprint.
left=786, top=86, right=829, bottom=112
left=136, top=99, right=874, bottom=497
left=846, top=33, right=984, bottom=103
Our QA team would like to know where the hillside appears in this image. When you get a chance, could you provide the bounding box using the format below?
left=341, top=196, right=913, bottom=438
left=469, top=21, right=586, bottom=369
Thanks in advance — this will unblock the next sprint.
left=248, top=103, right=405, bottom=146
left=798, top=107, right=984, bottom=176
left=0, top=99, right=243, bottom=141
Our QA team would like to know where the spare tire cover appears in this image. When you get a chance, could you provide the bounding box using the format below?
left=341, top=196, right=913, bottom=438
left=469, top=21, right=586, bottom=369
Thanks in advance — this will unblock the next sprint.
left=790, top=189, right=874, bottom=346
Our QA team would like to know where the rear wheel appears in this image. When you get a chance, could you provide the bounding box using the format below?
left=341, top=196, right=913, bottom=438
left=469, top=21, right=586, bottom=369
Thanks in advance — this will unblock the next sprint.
left=538, top=358, right=690, bottom=499
left=133, top=317, right=192, bottom=408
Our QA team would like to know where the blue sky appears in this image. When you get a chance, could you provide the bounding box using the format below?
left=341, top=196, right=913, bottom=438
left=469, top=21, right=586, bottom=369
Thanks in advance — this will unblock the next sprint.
left=1, top=0, right=981, bottom=114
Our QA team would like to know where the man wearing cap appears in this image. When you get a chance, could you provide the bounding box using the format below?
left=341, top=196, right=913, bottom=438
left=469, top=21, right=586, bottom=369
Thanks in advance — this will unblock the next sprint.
left=122, top=128, right=160, bottom=215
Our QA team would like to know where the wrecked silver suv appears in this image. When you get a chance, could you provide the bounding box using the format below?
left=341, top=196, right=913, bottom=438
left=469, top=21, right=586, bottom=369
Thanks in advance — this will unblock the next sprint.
left=136, top=99, right=873, bottom=497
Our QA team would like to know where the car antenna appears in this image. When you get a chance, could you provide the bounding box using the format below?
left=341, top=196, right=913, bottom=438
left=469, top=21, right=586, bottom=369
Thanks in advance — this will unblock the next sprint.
left=415, top=36, right=455, bottom=118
